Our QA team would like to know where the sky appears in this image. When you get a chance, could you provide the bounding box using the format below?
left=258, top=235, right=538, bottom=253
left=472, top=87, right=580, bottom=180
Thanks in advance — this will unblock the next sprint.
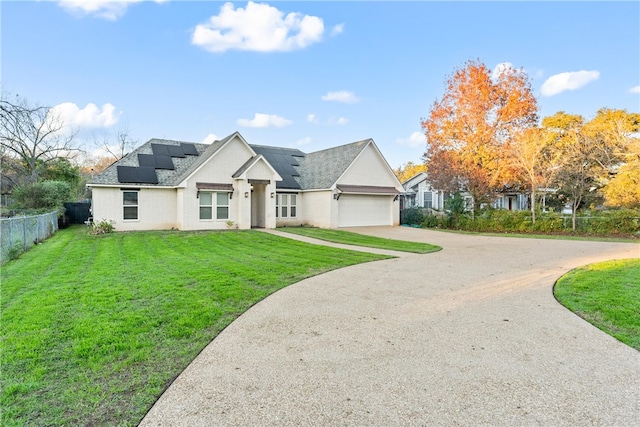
left=2, top=1, right=639, bottom=169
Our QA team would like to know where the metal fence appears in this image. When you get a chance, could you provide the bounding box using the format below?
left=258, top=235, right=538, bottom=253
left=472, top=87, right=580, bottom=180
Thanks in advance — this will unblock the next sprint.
left=0, top=211, right=58, bottom=264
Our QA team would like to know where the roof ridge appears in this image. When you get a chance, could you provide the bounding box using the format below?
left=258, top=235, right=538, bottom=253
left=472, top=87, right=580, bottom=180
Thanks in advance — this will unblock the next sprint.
left=306, top=138, right=370, bottom=156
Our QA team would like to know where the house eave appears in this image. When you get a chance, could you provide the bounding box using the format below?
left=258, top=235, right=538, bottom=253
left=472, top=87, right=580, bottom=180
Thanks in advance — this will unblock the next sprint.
left=87, top=183, right=176, bottom=190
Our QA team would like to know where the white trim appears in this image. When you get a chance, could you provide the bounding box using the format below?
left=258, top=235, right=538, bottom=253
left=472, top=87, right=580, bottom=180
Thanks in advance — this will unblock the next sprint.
left=177, top=132, right=258, bottom=187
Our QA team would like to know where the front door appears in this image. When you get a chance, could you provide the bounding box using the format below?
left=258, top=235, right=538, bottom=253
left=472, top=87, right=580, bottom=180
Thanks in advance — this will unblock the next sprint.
left=250, top=183, right=266, bottom=228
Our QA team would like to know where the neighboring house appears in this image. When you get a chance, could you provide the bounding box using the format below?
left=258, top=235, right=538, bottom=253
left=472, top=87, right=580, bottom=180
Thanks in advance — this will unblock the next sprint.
left=400, top=172, right=445, bottom=211
left=87, top=132, right=403, bottom=231
left=401, top=172, right=529, bottom=212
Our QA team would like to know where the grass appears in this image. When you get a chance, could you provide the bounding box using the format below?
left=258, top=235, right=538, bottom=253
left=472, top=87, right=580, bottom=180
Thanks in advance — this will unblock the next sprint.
left=1, top=226, right=391, bottom=426
left=554, top=258, right=640, bottom=351
left=277, top=227, right=441, bottom=253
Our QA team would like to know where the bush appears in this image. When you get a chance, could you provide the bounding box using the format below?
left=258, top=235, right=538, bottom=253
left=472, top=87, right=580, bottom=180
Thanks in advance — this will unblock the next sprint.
left=419, top=207, right=640, bottom=236
left=90, top=219, right=115, bottom=235
left=579, top=209, right=640, bottom=235
left=13, top=181, right=72, bottom=216
left=400, top=208, right=425, bottom=226
left=422, top=214, right=439, bottom=228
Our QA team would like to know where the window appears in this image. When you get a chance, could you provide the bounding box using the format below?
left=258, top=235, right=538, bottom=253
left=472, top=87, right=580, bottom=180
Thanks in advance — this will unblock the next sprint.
left=423, top=191, right=432, bottom=209
left=276, top=194, right=297, bottom=218
left=216, top=192, right=229, bottom=220
left=123, top=191, right=138, bottom=220
left=199, top=192, right=229, bottom=220
left=199, top=192, right=212, bottom=220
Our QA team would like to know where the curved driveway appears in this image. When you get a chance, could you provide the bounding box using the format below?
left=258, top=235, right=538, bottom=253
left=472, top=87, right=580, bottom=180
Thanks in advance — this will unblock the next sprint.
left=140, top=227, right=639, bottom=426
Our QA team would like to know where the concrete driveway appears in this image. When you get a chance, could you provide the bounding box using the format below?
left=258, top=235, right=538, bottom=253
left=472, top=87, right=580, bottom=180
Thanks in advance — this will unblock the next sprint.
left=140, top=227, right=639, bottom=426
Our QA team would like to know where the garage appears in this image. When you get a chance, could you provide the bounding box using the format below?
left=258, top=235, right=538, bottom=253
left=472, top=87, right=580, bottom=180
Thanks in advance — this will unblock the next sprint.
left=336, top=185, right=400, bottom=227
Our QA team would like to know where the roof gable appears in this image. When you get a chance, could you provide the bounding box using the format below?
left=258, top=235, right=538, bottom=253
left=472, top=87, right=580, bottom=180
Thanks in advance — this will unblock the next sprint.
left=295, top=140, right=370, bottom=190
left=232, top=154, right=282, bottom=182
left=402, top=172, right=428, bottom=188
left=335, top=139, right=403, bottom=189
left=250, top=145, right=305, bottom=189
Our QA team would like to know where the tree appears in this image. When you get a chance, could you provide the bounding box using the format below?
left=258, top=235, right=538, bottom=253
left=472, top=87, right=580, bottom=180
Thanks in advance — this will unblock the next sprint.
left=507, top=127, right=554, bottom=223
left=421, top=60, right=538, bottom=216
left=543, top=109, right=640, bottom=228
left=603, top=161, right=640, bottom=208
left=95, top=125, right=137, bottom=162
left=394, top=161, right=427, bottom=183
left=0, top=94, right=78, bottom=183
left=42, top=158, right=81, bottom=188
left=582, top=108, right=640, bottom=208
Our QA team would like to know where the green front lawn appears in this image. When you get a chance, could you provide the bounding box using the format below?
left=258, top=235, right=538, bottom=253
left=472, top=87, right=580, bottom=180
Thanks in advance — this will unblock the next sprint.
left=554, top=258, right=640, bottom=350
left=1, top=227, right=391, bottom=426
left=278, top=227, right=441, bottom=253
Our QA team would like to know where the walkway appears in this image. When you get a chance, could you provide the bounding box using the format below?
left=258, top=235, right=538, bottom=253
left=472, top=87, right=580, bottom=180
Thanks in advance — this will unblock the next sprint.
left=140, top=227, right=639, bottom=426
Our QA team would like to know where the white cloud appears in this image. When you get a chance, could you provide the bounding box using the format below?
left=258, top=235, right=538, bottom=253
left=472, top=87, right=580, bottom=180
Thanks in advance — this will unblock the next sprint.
left=492, top=62, right=514, bottom=79
left=49, top=102, right=120, bottom=129
left=395, top=131, right=426, bottom=148
left=325, top=116, right=349, bottom=126
left=540, top=70, right=600, bottom=97
left=201, top=133, right=219, bottom=144
left=192, top=1, right=324, bottom=53
left=629, top=86, right=640, bottom=94
left=237, top=113, right=292, bottom=128
left=57, top=0, right=164, bottom=20
left=307, top=113, right=319, bottom=123
left=331, top=23, right=344, bottom=36
left=295, top=136, right=311, bottom=146
left=321, top=90, right=359, bottom=103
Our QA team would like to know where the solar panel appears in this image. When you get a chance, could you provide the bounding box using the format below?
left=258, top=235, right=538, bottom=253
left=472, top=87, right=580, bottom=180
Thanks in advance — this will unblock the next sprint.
left=181, top=143, right=199, bottom=156
left=138, top=154, right=175, bottom=170
left=250, top=145, right=305, bottom=189
left=117, top=166, right=159, bottom=184
left=167, top=145, right=186, bottom=158
left=151, top=144, right=170, bottom=156
left=117, top=166, right=138, bottom=183
left=138, top=154, right=156, bottom=167
left=154, top=155, right=175, bottom=169
left=137, top=167, right=159, bottom=183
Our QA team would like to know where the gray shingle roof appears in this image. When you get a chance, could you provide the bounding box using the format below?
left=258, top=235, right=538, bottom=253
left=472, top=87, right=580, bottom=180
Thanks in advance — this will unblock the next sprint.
left=89, top=133, right=372, bottom=191
left=295, top=139, right=370, bottom=190
left=88, top=138, right=227, bottom=187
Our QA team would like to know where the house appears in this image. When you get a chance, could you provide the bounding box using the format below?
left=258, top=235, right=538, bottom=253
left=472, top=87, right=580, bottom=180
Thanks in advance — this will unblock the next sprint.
left=400, top=172, right=445, bottom=211
left=87, top=132, right=403, bottom=231
left=401, top=172, right=529, bottom=212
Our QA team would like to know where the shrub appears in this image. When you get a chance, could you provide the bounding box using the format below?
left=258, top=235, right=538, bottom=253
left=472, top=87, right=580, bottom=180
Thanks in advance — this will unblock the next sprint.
left=6, top=244, right=23, bottom=262
left=422, top=214, right=439, bottom=228
left=420, top=207, right=640, bottom=236
left=400, top=208, right=425, bottom=226
left=13, top=180, right=72, bottom=216
left=90, top=219, right=115, bottom=235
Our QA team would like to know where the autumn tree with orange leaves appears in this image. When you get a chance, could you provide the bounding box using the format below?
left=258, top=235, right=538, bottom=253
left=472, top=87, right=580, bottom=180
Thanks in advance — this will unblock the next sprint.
left=421, top=60, right=538, bottom=216
left=393, top=161, right=427, bottom=183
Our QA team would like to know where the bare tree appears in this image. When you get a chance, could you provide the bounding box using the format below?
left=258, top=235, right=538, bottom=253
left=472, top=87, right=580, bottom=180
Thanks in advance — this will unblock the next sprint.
left=95, top=124, right=137, bottom=161
left=0, top=94, right=78, bottom=183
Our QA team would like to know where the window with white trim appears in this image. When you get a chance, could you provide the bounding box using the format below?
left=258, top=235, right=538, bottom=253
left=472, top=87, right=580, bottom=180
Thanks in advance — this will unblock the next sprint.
left=123, top=191, right=138, bottom=220
left=423, top=191, right=432, bottom=209
left=276, top=194, right=297, bottom=218
left=199, top=192, right=229, bottom=220
left=216, top=192, right=229, bottom=220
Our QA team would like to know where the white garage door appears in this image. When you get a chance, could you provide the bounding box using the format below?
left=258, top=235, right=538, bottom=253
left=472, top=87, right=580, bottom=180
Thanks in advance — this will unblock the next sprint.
left=338, top=194, right=392, bottom=227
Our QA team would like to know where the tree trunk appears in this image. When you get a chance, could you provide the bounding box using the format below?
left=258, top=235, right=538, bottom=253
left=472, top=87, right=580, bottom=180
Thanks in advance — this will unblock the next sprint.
left=530, top=188, right=536, bottom=224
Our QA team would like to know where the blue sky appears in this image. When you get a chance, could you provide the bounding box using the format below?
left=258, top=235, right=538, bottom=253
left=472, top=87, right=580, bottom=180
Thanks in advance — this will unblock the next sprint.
left=2, top=1, right=639, bottom=168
